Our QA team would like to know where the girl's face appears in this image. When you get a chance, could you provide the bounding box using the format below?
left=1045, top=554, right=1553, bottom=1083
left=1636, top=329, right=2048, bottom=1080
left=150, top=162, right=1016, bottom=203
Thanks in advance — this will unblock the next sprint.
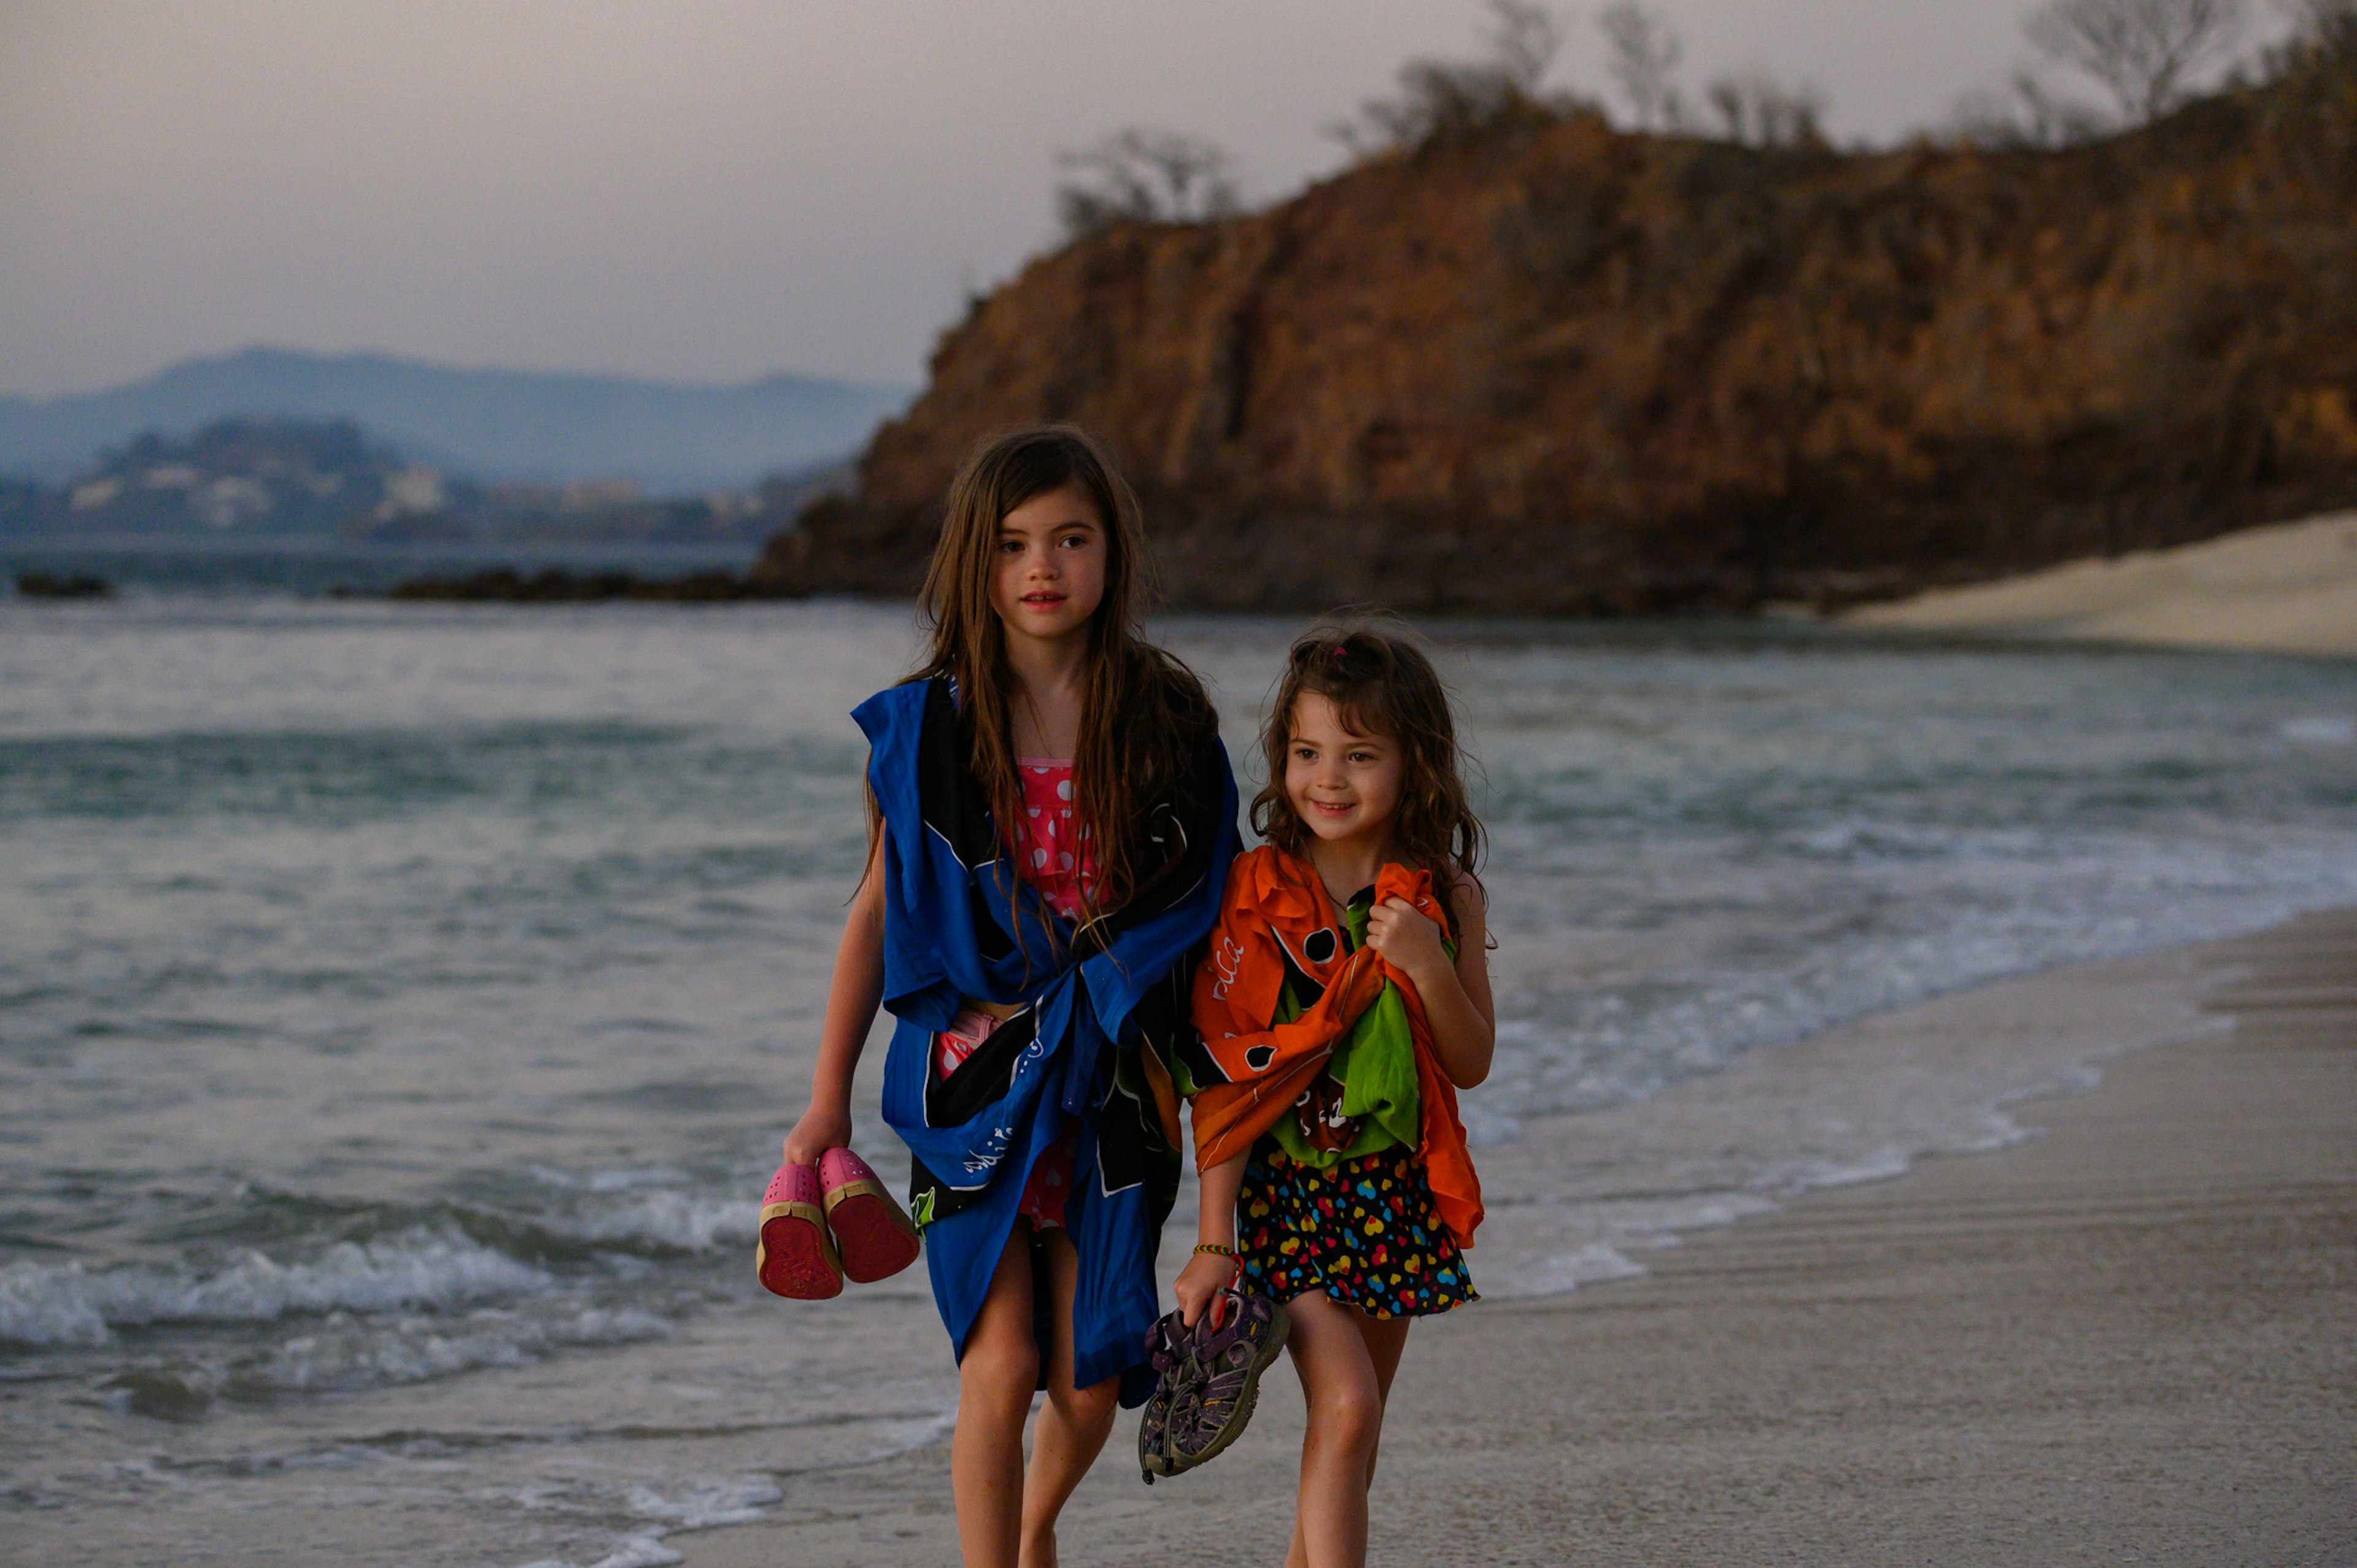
left=989, top=484, right=1106, bottom=644
left=1283, top=692, right=1403, bottom=846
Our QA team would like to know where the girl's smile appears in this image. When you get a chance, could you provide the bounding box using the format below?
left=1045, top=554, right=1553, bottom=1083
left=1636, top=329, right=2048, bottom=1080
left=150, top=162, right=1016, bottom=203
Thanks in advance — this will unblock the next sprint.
left=1285, top=692, right=1404, bottom=853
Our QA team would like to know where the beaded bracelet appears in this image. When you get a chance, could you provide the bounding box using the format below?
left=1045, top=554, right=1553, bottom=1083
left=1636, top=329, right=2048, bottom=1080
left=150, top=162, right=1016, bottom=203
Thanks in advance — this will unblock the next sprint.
left=1191, top=1242, right=1237, bottom=1258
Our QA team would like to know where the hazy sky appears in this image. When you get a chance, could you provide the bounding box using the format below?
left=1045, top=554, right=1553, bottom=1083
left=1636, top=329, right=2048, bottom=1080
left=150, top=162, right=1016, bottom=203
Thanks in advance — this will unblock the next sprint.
left=0, top=0, right=2188, bottom=397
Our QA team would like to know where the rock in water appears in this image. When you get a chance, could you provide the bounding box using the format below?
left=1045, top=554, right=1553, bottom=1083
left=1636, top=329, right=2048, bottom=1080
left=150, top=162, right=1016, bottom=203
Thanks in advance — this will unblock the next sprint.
left=16, top=571, right=112, bottom=599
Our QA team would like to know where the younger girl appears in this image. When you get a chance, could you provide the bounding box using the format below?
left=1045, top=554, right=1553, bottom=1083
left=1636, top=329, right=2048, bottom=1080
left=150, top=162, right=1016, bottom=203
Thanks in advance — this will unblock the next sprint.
left=1173, top=625, right=1492, bottom=1568
left=781, top=427, right=1236, bottom=1568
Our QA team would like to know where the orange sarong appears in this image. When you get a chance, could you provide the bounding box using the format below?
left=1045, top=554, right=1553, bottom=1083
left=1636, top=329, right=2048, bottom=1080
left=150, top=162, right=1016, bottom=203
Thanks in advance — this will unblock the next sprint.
left=1186, top=846, right=1484, bottom=1249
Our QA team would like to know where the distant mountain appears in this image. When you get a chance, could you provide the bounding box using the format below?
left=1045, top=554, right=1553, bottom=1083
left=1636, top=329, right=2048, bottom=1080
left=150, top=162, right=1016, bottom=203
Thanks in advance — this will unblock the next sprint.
left=0, top=347, right=911, bottom=492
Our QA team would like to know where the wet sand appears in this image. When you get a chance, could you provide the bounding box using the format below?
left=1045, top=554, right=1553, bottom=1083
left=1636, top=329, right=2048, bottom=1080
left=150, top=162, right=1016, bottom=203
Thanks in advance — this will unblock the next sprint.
left=684, top=909, right=2356, bottom=1566
left=1842, top=511, right=2357, bottom=657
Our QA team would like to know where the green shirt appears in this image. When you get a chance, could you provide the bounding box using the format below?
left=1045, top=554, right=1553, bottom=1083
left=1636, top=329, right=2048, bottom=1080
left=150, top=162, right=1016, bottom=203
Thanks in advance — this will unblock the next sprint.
left=1265, top=887, right=1450, bottom=1167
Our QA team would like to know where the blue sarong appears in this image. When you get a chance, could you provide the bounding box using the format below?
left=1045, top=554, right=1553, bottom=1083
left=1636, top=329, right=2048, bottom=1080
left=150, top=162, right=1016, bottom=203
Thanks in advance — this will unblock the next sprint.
left=854, top=677, right=1236, bottom=1400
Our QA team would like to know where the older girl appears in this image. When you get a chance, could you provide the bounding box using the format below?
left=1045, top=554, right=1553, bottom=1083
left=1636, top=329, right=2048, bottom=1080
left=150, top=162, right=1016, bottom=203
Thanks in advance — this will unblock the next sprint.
left=780, top=427, right=1236, bottom=1567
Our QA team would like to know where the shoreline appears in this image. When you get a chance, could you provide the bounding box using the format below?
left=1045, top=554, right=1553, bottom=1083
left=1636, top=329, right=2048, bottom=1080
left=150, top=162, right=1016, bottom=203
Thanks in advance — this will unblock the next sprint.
left=677, top=905, right=2357, bottom=1567
left=16, top=509, right=2357, bottom=658
left=1840, top=511, right=2357, bottom=658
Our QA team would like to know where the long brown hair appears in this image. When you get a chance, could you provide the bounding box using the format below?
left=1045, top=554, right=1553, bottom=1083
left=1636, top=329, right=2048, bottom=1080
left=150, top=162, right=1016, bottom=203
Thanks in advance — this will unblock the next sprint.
left=908, top=425, right=1213, bottom=924
left=1250, top=619, right=1485, bottom=898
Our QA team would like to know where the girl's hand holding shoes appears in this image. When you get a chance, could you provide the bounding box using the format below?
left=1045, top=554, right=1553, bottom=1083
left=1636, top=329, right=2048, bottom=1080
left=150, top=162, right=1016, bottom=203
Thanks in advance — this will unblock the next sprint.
left=1363, top=895, right=1447, bottom=984
left=1173, top=1248, right=1236, bottom=1328
left=783, top=1102, right=851, bottom=1167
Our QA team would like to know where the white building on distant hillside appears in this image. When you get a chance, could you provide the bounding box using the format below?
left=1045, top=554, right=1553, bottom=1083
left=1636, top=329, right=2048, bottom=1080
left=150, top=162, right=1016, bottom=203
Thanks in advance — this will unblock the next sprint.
left=71, top=477, right=122, bottom=511
left=196, top=476, right=273, bottom=528
left=378, top=466, right=449, bottom=519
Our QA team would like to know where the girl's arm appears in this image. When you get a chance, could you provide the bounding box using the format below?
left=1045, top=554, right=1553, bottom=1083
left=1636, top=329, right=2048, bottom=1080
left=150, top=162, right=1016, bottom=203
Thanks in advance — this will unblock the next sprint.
left=1364, top=875, right=1496, bottom=1089
left=1172, top=1149, right=1249, bottom=1327
left=783, top=831, right=889, bottom=1165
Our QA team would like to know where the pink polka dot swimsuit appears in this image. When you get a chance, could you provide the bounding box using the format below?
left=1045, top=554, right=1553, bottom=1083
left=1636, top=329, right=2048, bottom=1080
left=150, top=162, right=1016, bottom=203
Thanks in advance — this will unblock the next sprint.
left=931, top=759, right=1094, bottom=1228
left=1008, top=757, right=1098, bottom=921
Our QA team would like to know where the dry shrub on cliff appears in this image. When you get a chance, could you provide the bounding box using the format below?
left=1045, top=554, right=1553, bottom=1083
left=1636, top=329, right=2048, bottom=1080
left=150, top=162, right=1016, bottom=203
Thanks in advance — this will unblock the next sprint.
left=1701, top=72, right=1830, bottom=150
left=1952, top=0, right=2350, bottom=150
left=1597, top=1, right=1684, bottom=133
left=1056, top=129, right=1239, bottom=238
left=1331, top=0, right=1577, bottom=155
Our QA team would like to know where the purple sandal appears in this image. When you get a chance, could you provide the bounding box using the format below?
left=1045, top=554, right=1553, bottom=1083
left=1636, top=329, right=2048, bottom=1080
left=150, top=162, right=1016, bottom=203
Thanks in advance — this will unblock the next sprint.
left=1138, top=1281, right=1290, bottom=1483
left=1136, top=1308, right=1193, bottom=1483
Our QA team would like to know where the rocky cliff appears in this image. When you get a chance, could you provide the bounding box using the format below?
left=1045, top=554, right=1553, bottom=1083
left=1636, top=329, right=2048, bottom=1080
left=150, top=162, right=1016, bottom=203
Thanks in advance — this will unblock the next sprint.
left=761, top=37, right=2357, bottom=614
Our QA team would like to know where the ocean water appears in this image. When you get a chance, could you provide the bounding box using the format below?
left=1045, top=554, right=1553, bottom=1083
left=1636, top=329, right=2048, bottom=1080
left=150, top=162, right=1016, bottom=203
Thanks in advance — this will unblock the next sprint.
left=2, top=592, right=2353, bottom=1566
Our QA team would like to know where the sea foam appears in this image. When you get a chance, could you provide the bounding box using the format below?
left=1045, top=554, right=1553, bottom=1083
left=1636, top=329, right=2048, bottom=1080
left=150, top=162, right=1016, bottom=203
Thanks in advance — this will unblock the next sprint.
left=0, top=1227, right=549, bottom=1347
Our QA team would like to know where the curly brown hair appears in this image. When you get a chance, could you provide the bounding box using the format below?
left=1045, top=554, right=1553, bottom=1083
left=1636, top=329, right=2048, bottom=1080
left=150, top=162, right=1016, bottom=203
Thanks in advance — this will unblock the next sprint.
left=1250, top=619, right=1485, bottom=902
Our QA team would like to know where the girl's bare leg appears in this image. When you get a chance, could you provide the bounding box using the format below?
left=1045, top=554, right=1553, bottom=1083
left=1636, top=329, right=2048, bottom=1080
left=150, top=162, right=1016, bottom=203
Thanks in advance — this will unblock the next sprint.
left=1360, top=1311, right=1412, bottom=1482
left=953, top=1234, right=1039, bottom=1568
left=1284, top=1305, right=1414, bottom=1568
left=1018, top=1227, right=1120, bottom=1568
left=1280, top=1291, right=1387, bottom=1568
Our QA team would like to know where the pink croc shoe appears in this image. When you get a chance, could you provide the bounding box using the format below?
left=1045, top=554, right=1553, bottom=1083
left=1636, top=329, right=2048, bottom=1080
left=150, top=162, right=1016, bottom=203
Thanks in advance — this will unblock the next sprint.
left=820, top=1147, right=921, bottom=1284
left=756, top=1161, right=842, bottom=1299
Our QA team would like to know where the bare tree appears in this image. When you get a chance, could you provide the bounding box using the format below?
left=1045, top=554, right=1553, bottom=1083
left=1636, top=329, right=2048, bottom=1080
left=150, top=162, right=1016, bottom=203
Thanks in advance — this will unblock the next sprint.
left=1056, top=128, right=1239, bottom=238
left=1484, top=0, right=1566, bottom=93
left=1598, top=1, right=1685, bottom=130
left=2026, top=0, right=2248, bottom=121
left=1705, top=71, right=1829, bottom=148
left=1332, top=0, right=1568, bottom=154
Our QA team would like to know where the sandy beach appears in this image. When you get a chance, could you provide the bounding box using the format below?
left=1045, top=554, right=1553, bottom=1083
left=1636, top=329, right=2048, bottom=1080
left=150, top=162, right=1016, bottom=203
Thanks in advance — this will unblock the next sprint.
left=1842, top=512, right=2357, bottom=658
left=683, top=907, right=2356, bottom=1567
